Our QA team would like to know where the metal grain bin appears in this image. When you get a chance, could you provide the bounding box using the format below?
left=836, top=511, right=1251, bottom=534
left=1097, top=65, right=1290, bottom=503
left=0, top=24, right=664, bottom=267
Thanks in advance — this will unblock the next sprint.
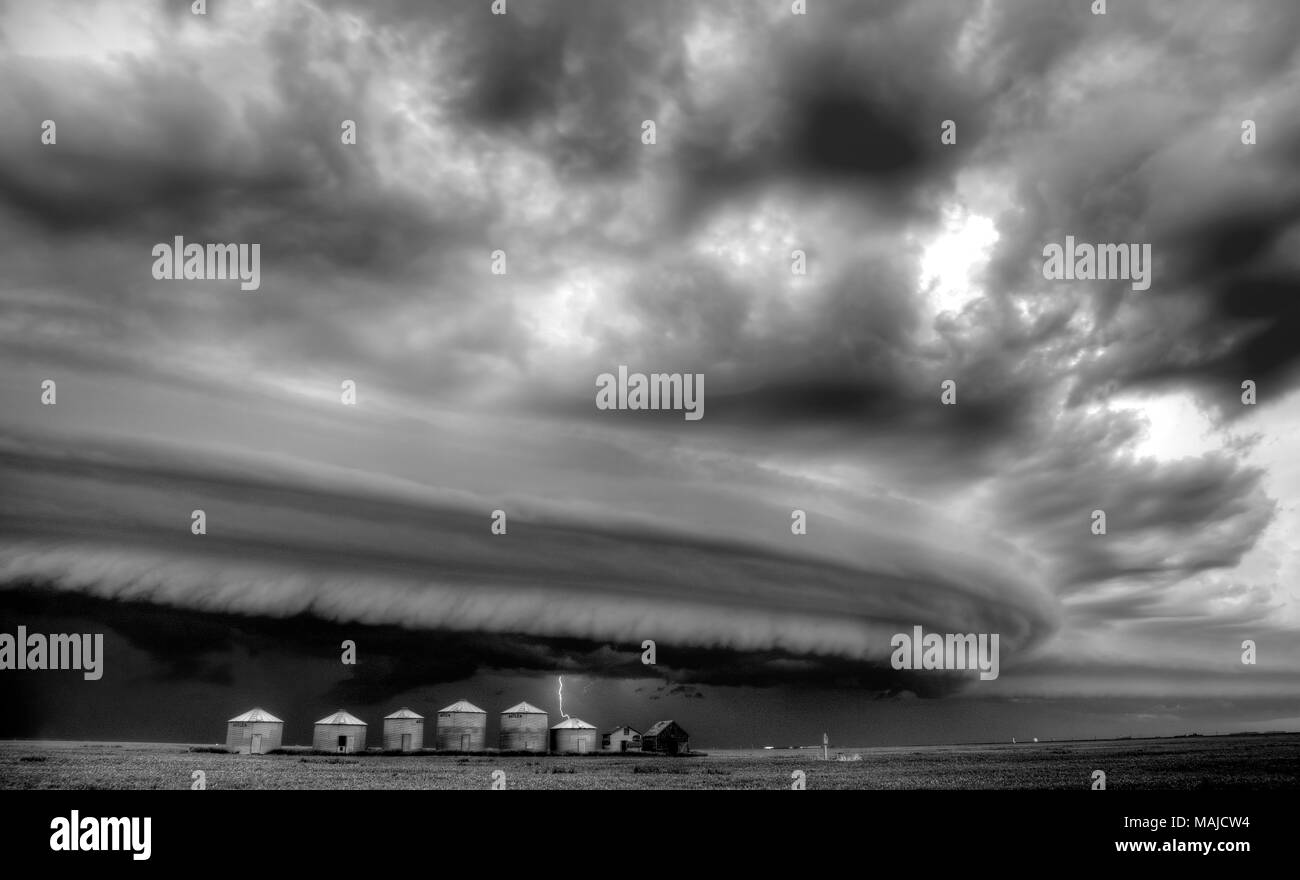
left=499, top=701, right=549, bottom=752
left=226, top=707, right=284, bottom=754
left=313, top=709, right=368, bottom=753
left=435, top=700, right=486, bottom=751
left=383, top=708, right=425, bottom=751
left=550, top=718, right=597, bottom=754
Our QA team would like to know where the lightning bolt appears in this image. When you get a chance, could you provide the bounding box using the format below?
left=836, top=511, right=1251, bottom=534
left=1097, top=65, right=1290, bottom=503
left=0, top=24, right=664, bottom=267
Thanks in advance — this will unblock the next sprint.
left=557, top=675, right=570, bottom=720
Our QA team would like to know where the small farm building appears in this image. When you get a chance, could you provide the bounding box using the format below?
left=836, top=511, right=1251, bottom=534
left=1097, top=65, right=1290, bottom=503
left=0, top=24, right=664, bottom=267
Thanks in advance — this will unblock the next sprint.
left=641, top=720, right=690, bottom=755
left=602, top=725, right=642, bottom=752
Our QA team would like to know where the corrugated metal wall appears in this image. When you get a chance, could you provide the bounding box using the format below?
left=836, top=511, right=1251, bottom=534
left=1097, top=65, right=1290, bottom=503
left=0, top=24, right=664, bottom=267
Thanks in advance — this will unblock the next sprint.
left=550, top=728, right=597, bottom=754
left=226, top=721, right=283, bottom=754
left=313, top=723, right=368, bottom=752
left=435, top=711, right=486, bottom=751
left=382, top=717, right=424, bottom=750
left=499, top=712, right=549, bottom=751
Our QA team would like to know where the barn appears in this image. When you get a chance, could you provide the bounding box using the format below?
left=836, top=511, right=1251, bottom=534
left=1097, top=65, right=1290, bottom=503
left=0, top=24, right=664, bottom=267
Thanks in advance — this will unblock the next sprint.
left=641, top=720, right=690, bottom=755
left=602, top=725, right=642, bottom=753
left=313, top=710, right=368, bottom=753
left=499, top=701, right=549, bottom=752
left=226, top=708, right=283, bottom=754
left=382, top=708, right=424, bottom=751
left=550, top=718, right=598, bottom=754
left=435, top=699, right=487, bottom=751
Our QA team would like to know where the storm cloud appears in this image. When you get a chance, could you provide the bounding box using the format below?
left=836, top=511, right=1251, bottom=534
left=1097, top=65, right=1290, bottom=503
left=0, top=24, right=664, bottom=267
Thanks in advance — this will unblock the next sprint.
left=1, top=0, right=1298, bottom=744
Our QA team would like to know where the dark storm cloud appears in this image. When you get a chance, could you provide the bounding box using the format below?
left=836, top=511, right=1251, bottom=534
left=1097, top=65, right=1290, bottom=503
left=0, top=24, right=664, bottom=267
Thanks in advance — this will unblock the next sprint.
left=2, top=0, right=1295, bottom=424
left=972, top=1, right=1300, bottom=408
left=305, top=0, right=696, bottom=187
left=0, top=5, right=457, bottom=275
left=448, top=2, right=687, bottom=179
left=0, top=587, right=976, bottom=708
left=483, top=0, right=1300, bottom=467
left=0, top=6, right=514, bottom=409
left=1136, top=197, right=1300, bottom=401
left=9, top=0, right=1289, bottom=442
left=668, top=0, right=991, bottom=225
left=0, top=432, right=1058, bottom=684
left=989, top=410, right=1275, bottom=590
left=1, top=0, right=1298, bottom=738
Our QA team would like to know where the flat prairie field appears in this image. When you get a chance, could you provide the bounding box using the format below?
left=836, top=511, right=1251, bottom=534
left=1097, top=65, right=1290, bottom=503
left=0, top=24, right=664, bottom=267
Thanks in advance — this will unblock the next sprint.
left=1, top=734, right=1297, bottom=790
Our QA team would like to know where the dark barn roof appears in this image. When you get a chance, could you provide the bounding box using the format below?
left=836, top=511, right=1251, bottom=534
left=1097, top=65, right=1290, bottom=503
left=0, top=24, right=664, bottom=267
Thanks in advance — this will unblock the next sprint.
left=644, top=720, right=688, bottom=738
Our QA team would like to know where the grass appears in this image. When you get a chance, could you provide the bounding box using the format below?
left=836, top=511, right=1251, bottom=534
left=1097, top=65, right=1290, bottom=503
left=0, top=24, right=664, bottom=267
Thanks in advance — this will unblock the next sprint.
left=1, top=733, right=1297, bottom=790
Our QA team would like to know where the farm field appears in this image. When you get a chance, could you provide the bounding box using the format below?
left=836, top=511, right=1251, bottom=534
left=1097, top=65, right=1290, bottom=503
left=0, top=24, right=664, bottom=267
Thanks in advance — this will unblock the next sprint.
left=2, top=733, right=1298, bottom=790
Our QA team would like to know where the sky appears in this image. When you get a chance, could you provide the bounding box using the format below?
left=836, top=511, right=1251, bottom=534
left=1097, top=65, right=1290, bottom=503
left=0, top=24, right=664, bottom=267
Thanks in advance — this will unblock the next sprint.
left=1, top=0, right=1299, bottom=748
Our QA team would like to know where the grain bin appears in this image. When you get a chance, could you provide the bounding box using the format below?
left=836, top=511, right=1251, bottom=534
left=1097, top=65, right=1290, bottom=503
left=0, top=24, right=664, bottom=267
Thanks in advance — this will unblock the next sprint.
left=550, top=718, right=597, bottom=754
left=499, top=701, right=549, bottom=752
left=313, top=710, right=368, bottom=753
left=226, top=707, right=283, bottom=754
left=435, top=700, right=486, bottom=751
left=383, top=708, right=424, bottom=751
